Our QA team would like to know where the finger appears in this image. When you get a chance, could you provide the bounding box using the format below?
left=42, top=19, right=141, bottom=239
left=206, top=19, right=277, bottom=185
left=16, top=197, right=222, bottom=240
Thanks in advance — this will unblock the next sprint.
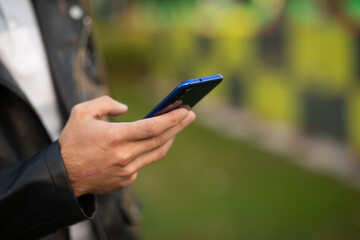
left=125, top=111, right=195, bottom=156
left=80, top=96, right=128, bottom=119
left=110, top=112, right=194, bottom=168
left=119, top=172, right=139, bottom=189
left=128, top=138, right=175, bottom=172
left=121, top=108, right=189, bottom=140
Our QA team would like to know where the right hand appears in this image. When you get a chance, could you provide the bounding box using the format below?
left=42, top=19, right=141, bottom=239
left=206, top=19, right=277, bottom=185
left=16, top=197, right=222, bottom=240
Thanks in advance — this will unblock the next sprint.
left=59, top=96, right=195, bottom=197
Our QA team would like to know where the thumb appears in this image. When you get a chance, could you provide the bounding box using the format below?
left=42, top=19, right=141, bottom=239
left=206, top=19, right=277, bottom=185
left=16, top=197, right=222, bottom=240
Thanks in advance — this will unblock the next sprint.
left=82, top=96, right=128, bottom=119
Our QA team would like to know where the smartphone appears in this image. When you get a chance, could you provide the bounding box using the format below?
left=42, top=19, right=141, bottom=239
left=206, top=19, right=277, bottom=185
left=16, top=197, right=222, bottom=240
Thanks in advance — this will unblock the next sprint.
left=144, top=74, right=223, bottom=118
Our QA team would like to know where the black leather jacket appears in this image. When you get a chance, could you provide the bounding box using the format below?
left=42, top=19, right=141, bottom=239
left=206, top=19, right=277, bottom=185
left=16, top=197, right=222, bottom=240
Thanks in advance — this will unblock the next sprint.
left=0, top=1, right=139, bottom=239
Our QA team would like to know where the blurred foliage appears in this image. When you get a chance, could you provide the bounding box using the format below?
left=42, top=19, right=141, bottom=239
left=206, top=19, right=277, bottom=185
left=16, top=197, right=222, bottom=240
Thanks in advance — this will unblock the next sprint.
left=93, top=0, right=360, bottom=152
left=92, top=0, right=360, bottom=239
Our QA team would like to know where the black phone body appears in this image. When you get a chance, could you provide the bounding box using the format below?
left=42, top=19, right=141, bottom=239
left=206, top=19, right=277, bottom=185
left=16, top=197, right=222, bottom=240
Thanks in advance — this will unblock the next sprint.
left=144, top=74, right=223, bottom=118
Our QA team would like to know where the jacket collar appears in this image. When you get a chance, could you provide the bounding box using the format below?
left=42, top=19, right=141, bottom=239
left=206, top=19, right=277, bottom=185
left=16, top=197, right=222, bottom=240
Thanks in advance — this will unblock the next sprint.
left=1, top=0, right=97, bottom=122
left=32, top=0, right=81, bottom=121
left=0, top=60, right=30, bottom=106
left=0, top=0, right=78, bottom=123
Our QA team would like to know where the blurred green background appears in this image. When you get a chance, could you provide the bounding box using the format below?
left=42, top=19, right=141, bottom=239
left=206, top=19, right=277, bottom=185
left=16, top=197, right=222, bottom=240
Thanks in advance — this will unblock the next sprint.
left=90, top=0, right=360, bottom=239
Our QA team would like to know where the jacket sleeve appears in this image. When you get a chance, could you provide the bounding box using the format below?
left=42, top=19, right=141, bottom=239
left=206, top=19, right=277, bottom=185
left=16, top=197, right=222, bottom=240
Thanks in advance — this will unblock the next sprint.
left=0, top=141, right=96, bottom=240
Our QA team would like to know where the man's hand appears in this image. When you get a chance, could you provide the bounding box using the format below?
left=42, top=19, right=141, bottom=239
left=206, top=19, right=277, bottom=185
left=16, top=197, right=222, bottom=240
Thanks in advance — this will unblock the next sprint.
left=59, top=96, right=195, bottom=197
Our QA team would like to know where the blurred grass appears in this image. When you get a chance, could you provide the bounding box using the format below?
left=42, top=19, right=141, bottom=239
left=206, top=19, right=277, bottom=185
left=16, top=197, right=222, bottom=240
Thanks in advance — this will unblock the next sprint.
left=109, top=74, right=360, bottom=240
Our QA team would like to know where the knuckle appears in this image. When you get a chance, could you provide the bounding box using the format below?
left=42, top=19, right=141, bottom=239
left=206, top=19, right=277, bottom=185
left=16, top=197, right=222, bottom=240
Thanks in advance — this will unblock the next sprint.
left=71, top=104, right=83, bottom=116
left=146, top=121, right=159, bottom=137
left=101, top=95, right=113, bottom=105
left=117, top=158, right=128, bottom=168
left=123, top=165, right=136, bottom=177
left=169, top=114, right=179, bottom=125
left=156, top=134, right=167, bottom=146
left=157, top=145, right=168, bottom=159
left=108, top=128, right=123, bottom=145
left=121, top=174, right=138, bottom=188
left=71, top=102, right=91, bottom=118
left=116, top=152, right=134, bottom=167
